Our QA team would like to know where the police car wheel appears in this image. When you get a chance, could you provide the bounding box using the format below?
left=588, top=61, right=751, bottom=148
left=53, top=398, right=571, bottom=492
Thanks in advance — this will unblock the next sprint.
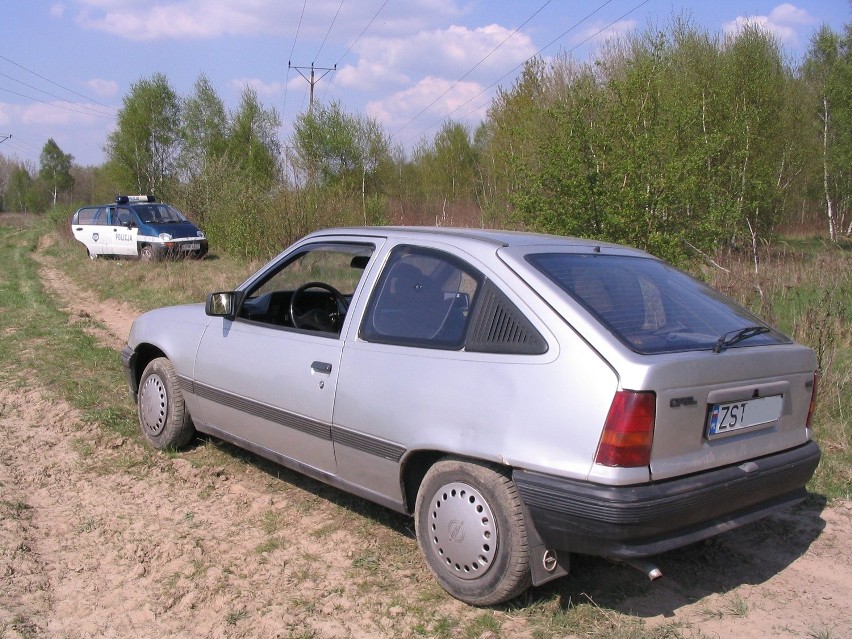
left=138, top=357, right=194, bottom=450
left=87, top=249, right=97, bottom=260
left=140, top=245, right=154, bottom=261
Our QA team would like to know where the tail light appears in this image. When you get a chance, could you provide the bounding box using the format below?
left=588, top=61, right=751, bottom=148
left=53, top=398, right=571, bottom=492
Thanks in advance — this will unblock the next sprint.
left=595, top=390, right=656, bottom=467
left=805, top=371, right=819, bottom=430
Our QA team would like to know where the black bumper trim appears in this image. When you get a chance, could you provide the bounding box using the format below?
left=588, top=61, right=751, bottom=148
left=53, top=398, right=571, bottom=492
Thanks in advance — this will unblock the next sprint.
left=514, top=441, right=821, bottom=558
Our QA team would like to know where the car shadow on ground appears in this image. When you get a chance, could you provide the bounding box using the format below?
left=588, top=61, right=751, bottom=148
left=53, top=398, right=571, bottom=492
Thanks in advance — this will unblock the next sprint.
left=190, top=435, right=827, bottom=615
left=524, top=494, right=827, bottom=617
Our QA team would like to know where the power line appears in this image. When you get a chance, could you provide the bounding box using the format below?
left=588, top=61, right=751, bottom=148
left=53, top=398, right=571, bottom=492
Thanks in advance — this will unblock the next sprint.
left=319, top=0, right=392, bottom=105
left=282, top=0, right=309, bottom=117
left=334, top=0, right=392, bottom=67
left=405, top=0, right=650, bottom=146
left=0, top=71, right=113, bottom=118
left=315, top=0, right=346, bottom=62
left=0, top=54, right=115, bottom=111
left=393, top=0, right=556, bottom=138
left=0, top=85, right=114, bottom=119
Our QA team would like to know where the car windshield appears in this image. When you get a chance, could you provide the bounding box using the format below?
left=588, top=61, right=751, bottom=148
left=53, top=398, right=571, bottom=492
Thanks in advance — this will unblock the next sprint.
left=527, top=253, right=790, bottom=354
left=135, top=204, right=188, bottom=224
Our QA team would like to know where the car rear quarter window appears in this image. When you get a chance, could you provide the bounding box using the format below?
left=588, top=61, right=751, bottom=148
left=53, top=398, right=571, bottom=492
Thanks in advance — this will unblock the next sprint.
left=527, top=253, right=790, bottom=354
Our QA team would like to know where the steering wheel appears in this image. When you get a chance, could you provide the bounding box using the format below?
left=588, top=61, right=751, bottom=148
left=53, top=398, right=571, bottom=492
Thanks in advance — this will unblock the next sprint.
left=289, top=281, right=349, bottom=332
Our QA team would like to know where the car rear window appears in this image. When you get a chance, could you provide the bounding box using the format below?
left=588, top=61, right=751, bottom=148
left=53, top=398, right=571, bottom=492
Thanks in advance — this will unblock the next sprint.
left=527, top=253, right=790, bottom=354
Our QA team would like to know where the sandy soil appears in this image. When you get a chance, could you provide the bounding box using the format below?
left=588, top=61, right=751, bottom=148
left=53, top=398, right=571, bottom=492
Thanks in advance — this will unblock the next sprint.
left=0, top=237, right=849, bottom=638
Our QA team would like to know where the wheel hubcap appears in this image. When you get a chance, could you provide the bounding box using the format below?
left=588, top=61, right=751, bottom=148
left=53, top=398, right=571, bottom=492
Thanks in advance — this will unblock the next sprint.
left=427, top=481, right=497, bottom=580
left=139, top=373, right=167, bottom=436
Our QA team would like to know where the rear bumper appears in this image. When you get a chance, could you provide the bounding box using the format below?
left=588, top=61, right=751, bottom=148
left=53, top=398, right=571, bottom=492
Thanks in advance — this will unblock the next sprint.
left=514, top=440, right=821, bottom=559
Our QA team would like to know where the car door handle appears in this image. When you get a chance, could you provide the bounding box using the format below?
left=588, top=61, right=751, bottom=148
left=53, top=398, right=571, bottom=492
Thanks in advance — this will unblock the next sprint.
left=75, top=227, right=83, bottom=231
left=311, top=361, right=333, bottom=374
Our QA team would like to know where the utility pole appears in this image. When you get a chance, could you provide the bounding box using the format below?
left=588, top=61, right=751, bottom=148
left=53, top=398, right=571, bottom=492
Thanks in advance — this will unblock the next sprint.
left=288, top=62, right=336, bottom=112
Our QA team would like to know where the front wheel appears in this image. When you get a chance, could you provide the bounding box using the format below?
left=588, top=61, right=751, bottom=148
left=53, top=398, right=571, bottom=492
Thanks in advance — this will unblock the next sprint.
left=139, top=245, right=154, bottom=261
left=414, top=457, right=531, bottom=606
left=137, top=357, right=194, bottom=450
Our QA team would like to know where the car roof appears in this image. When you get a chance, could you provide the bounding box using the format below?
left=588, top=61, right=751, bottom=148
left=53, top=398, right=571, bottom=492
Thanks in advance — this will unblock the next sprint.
left=307, top=226, right=651, bottom=256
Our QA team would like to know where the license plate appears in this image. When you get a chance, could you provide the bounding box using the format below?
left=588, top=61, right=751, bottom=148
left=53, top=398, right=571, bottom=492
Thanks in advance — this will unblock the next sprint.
left=707, top=395, right=783, bottom=438
left=181, top=242, right=200, bottom=251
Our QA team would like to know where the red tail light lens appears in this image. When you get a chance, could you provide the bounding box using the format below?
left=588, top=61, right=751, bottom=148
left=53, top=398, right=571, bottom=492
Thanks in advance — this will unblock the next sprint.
left=806, top=371, right=819, bottom=430
left=595, top=390, right=656, bottom=467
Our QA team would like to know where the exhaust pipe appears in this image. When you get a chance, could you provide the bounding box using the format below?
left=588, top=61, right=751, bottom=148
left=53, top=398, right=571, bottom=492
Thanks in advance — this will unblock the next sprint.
left=621, top=558, right=663, bottom=580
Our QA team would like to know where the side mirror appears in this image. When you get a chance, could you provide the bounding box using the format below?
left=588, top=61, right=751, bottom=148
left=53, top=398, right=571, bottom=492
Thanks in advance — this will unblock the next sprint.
left=206, top=291, right=238, bottom=319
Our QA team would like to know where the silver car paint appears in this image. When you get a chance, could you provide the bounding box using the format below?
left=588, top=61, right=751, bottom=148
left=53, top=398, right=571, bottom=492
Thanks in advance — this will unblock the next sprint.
left=126, top=227, right=817, bottom=506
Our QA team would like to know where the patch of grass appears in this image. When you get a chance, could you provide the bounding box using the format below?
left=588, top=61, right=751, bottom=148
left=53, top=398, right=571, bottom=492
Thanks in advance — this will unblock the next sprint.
left=723, top=594, right=749, bottom=617
left=225, top=610, right=248, bottom=625
left=46, top=232, right=256, bottom=311
left=255, top=537, right=284, bottom=555
left=0, top=499, right=32, bottom=518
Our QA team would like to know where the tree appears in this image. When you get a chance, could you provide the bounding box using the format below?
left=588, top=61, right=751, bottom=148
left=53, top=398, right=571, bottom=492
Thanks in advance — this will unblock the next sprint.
left=5, top=162, right=46, bottom=213
left=226, top=86, right=281, bottom=189
left=803, top=25, right=852, bottom=241
left=104, top=73, right=180, bottom=197
left=292, top=101, right=390, bottom=189
left=178, top=74, right=228, bottom=184
left=38, top=138, right=75, bottom=206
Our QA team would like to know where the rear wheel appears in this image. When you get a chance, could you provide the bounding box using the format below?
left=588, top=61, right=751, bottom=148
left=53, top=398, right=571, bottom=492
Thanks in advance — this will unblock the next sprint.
left=414, top=457, right=531, bottom=606
left=137, top=357, right=194, bottom=450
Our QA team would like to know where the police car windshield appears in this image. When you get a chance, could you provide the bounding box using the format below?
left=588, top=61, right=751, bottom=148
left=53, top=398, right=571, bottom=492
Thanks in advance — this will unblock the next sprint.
left=136, top=204, right=188, bottom=224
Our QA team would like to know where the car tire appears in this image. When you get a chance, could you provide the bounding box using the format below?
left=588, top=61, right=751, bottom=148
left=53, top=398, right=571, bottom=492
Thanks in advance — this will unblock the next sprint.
left=139, top=245, right=154, bottom=261
left=87, top=249, right=98, bottom=260
left=137, top=357, right=194, bottom=450
left=414, top=457, right=531, bottom=606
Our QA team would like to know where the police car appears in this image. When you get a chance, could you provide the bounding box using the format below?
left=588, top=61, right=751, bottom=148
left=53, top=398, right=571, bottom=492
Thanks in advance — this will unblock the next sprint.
left=71, top=195, right=208, bottom=260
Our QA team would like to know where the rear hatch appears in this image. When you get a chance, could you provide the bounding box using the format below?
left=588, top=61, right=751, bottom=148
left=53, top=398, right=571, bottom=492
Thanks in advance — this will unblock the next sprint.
left=512, top=247, right=818, bottom=481
left=645, top=345, right=815, bottom=480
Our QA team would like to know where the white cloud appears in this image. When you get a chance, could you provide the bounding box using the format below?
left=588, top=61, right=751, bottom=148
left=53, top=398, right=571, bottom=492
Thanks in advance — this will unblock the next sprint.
left=73, top=0, right=289, bottom=40
left=337, top=23, right=536, bottom=93
left=366, top=76, right=486, bottom=134
left=50, top=3, right=65, bottom=18
left=87, top=78, right=118, bottom=97
left=70, top=0, right=464, bottom=42
left=723, top=3, right=816, bottom=46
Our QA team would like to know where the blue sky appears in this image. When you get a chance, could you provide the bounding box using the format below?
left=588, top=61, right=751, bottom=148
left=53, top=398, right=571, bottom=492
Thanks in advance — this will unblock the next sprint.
left=1, top=1, right=849, bottom=167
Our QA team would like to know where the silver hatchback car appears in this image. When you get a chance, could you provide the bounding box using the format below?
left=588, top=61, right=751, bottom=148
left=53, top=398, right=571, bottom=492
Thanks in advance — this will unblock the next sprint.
left=121, top=227, right=820, bottom=605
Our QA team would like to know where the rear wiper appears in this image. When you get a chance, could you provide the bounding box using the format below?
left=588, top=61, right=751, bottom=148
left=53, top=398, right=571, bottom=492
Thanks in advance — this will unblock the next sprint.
left=712, top=326, right=770, bottom=353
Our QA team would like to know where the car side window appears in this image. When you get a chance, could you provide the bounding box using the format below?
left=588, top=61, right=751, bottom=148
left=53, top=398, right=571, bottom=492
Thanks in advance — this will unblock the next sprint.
left=75, top=207, right=107, bottom=225
left=237, top=242, right=374, bottom=335
left=112, top=207, right=132, bottom=226
left=361, top=246, right=480, bottom=349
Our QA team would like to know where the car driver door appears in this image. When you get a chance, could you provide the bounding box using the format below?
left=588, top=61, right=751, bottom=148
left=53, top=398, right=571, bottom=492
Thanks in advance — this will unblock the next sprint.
left=191, top=241, right=376, bottom=475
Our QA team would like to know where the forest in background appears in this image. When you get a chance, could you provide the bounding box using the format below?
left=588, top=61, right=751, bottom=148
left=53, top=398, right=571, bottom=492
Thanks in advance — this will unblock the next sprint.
left=1, top=18, right=850, bottom=264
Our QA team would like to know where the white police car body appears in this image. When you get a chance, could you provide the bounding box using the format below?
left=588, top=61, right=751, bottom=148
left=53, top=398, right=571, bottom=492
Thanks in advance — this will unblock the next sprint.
left=71, top=195, right=208, bottom=260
